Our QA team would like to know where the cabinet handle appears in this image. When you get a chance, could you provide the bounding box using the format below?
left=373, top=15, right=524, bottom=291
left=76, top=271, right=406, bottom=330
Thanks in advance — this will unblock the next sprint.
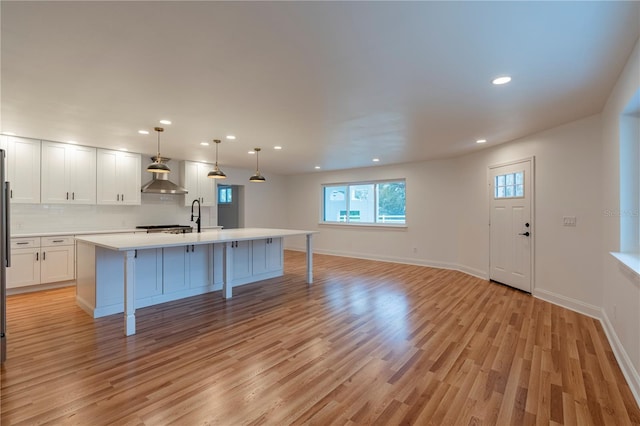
left=66, top=192, right=69, bottom=200
left=121, top=194, right=124, bottom=202
left=72, top=192, right=75, bottom=200
left=117, top=194, right=120, bottom=201
left=134, top=249, right=137, bottom=259
left=10, top=189, right=12, bottom=199
left=52, top=239, right=64, bottom=243
left=43, top=251, right=46, bottom=261
left=186, top=245, right=189, bottom=253
left=192, top=245, right=195, bottom=252
left=16, top=242, right=29, bottom=245
left=36, top=252, right=39, bottom=261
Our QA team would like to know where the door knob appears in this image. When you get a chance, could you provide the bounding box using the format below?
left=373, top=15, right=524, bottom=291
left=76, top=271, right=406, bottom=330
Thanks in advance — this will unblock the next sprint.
left=519, top=232, right=530, bottom=237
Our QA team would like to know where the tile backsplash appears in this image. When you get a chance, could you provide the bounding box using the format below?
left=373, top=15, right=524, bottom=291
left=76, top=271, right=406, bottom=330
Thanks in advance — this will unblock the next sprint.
left=11, top=193, right=216, bottom=235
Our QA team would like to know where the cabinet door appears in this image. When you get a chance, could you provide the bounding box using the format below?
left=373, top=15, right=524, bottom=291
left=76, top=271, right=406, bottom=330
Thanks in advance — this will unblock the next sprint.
left=6, top=248, right=40, bottom=288
left=162, top=246, right=188, bottom=294
left=96, top=149, right=119, bottom=204
left=252, top=239, right=269, bottom=275
left=69, top=145, right=96, bottom=204
left=182, top=161, right=200, bottom=206
left=6, top=137, right=41, bottom=204
left=119, top=152, right=141, bottom=205
left=266, top=238, right=283, bottom=271
left=40, top=245, right=75, bottom=283
left=97, top=150, right=141, bottom=205
left=188, top=245, right=210, bottom=288
left=199, top=165, right=216, bottom=206
left=135, top=249, right=162, bottom=299
left=41, top=141, right=70, bottom=203
left=232, top=241, right=252, bottom=280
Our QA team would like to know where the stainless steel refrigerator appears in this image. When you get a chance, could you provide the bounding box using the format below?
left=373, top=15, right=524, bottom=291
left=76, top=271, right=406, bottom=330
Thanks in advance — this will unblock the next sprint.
left=0, top=149, right=10, bottom=363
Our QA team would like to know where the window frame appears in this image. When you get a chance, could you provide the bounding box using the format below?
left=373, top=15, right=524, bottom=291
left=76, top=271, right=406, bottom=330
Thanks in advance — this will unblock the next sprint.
left=320, top=179, right=407, bottom=227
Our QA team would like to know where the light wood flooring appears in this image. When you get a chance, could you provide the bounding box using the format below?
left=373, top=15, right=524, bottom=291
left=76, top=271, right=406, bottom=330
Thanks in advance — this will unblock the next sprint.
left=1, top=251, right=639, bottom=425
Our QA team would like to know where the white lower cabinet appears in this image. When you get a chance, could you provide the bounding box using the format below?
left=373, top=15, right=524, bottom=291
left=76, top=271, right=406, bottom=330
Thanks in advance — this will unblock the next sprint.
left=75, top=238, right=285, bottom=318
left=252, top=238, right=283, bottom=275
left=134, top=249, right=162, bottom=300
left=162, top=245, right=211, bottom=294
left=7, top=237, right=75, bottom=289
left=232, top=240, right=252, bottom=281
left=229, top=237, right=283, bottom=286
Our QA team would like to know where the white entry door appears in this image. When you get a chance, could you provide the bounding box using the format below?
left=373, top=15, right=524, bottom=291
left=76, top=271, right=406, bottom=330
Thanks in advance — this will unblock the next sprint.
left=489, top=158, right=533, bottom=293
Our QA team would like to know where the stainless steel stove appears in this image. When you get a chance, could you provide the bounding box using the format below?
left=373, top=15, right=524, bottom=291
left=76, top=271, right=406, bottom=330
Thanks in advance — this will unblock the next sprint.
left=136, top=225, right=193, bottom=234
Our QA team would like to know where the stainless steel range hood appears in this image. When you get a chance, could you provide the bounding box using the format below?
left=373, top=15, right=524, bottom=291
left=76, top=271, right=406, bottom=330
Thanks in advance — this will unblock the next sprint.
left=141, top=157, right=188, bottom=194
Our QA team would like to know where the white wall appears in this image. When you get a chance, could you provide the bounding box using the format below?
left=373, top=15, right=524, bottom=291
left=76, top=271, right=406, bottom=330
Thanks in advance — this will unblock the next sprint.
left=284, top=158, right=461, bottom=271
left=11, top=158, right=289, bottom=235
left=601, top=38, right=640, bottom=400
left=457, top=115, right=603, bottom=312
left=285, top=114, right=603, bottom=305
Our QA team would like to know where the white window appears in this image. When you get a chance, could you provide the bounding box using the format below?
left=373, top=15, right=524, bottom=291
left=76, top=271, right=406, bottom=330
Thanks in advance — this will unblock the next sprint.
left=218, top=186, right=232, bottom=204
left=322, top=180, right=406, bottom=225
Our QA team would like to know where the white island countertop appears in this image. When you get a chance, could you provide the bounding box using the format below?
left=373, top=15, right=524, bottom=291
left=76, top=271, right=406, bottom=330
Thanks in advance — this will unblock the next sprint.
left=75, top=228, right=317, bottom=251
left=76, top=227, right=318, bottom=336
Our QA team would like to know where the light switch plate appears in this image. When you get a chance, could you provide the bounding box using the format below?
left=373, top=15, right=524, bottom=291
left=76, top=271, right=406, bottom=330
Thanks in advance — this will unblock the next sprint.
left=563, top=216, right=577, bottom=226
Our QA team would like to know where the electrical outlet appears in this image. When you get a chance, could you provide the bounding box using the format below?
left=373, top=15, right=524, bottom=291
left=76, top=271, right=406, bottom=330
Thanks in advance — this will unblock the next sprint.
left=413, top=247, right=418, bottom=253
left=563, top=216, right=577, bottom=226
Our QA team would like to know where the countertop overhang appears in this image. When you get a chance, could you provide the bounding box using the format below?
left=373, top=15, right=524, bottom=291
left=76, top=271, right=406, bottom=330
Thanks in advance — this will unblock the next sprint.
left=75, top=228, right=317, bottom=251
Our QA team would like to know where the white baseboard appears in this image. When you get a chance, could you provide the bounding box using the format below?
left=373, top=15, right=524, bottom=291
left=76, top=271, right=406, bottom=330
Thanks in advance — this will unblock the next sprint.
left=7, top=280, right=74, bottom=296
left=533, top=288, right=602, bottom=319
left=600, top=310, right=640, bottom=405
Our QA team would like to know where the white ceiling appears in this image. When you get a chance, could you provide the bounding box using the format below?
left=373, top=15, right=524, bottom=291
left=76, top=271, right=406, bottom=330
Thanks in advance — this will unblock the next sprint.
left=1, top=1, right=639, bottom=175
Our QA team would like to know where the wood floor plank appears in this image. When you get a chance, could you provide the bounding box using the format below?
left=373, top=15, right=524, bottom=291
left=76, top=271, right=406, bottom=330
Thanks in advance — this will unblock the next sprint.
left=1, top=251, right=639, bottom=425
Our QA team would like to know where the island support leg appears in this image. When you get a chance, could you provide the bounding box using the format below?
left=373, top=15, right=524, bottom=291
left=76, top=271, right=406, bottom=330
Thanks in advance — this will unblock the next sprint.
left=124, top=250, right=136, bottom=336
left=306, top=234, right=313, bottom=284
left=223, top=241, right=234, bottom=299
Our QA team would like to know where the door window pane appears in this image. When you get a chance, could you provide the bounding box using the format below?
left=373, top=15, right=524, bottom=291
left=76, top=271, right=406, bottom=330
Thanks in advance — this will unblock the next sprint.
left=494, top=171, right=524, bottom=199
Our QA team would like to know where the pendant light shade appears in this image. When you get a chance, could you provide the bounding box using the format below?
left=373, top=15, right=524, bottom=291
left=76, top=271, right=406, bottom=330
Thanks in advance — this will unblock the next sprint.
left=147, top=127, right=170, bottom=173
left=207, top=139, right=227, bottom=179
left=249, top=148, right=266, bottom=182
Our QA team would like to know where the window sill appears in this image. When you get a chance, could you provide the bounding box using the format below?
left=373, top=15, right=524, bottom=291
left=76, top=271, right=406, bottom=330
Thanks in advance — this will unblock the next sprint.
left=319, top=222, right=407, bottom=230
left=610, top=252, right=640, bottom=277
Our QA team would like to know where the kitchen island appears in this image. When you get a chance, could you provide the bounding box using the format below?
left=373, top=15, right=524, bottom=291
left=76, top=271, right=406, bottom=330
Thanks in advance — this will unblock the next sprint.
left=75, top=228, right=316, bottom=336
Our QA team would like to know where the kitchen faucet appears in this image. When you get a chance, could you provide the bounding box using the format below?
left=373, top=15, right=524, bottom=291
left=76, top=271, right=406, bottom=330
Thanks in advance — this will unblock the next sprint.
left=190, top=199, right=201, bottom=233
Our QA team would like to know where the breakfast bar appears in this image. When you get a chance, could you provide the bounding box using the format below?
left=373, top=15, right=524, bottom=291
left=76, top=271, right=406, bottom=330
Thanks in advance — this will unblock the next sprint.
left=75, top=228, right=316, bottom=336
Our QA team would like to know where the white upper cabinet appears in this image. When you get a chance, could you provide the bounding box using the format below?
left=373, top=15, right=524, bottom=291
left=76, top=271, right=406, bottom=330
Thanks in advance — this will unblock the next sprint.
left=1, top=136, right=41, bottom=204
left=96, top=149, right=141, bottom=205
left=41, top=141, right=96, bottom=204
left=182, top=161, right=216, bottom=207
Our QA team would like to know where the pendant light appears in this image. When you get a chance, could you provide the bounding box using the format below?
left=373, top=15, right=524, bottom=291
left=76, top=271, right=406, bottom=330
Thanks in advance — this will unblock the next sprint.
left=207, top=139, right=227, bottom=179
left=249, top=148, right=266, bottom=182
left=146, top=127, right=170, bottom=173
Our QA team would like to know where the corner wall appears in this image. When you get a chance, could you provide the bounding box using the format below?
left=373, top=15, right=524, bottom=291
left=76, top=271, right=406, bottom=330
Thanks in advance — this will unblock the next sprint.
left=601, top=38, right=640, bottom=401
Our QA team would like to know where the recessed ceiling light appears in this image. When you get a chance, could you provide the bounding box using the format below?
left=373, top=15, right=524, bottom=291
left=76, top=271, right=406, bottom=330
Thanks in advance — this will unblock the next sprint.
left=314, top=166, right=321, bottom=170
left=492, top=76, right=511, bottom=85
left=226, top=135, right=236, bottom=140
left=138, top=130, right=149, bottom=135
left=200, top=142, right=210, bottom=146
left=372, top=158, right=380, bottom=162
left=119, top=148, right=128, bottom=152
left=159, top=119, right=172, bottom=125
left=67, top=140, right=78, bottom=144
left=2, top=132, right=16, bottom=136
left=248, top=150, right=256, bottom=154
left=476, top=139, right=487, bottom=144
left=274, top=146, right=282, bottom=150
